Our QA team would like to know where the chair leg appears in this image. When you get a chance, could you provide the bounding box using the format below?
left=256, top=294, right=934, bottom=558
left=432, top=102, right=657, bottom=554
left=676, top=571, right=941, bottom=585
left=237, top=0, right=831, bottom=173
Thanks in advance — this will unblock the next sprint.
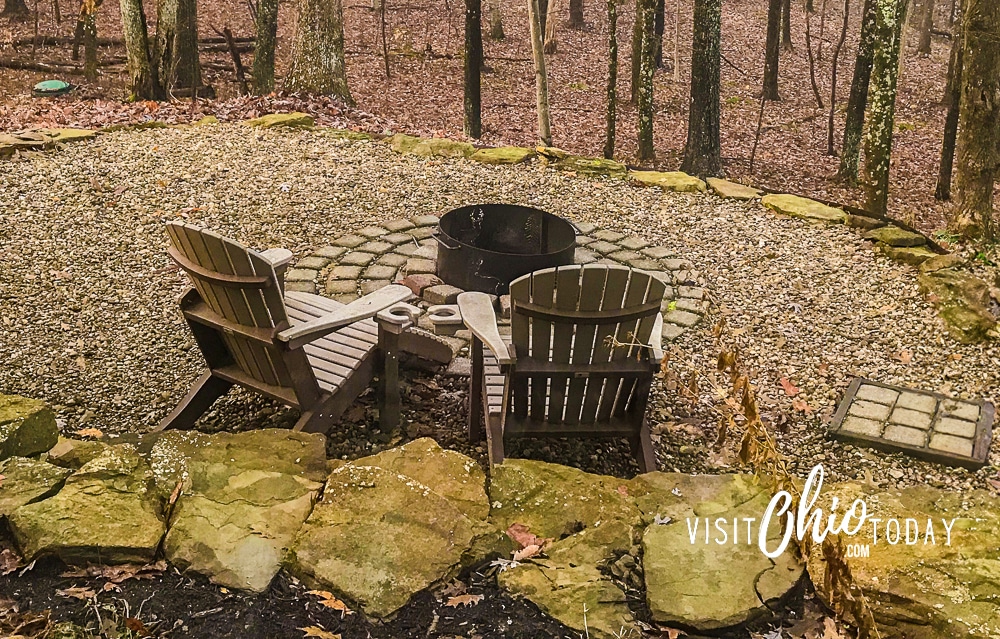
left=376, top=327, right=401, bottom=432
left=486, top=413, right=505, bottom=467
left=631, top=418, right=657, bottom=473
left=155, top=372, right=232, bottom=431
left=293, top=408, right=329, bottom=433
left=469, top=338, right=484, bottom=442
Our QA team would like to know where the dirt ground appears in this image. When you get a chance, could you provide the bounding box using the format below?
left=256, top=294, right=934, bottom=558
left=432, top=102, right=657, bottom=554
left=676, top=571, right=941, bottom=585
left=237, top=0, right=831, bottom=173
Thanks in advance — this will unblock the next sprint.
left=0, top=0, right=983, bottom=234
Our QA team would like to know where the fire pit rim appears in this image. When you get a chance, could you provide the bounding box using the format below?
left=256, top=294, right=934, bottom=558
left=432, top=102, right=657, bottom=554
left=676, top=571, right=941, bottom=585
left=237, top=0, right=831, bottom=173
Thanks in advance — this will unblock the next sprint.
left=433, top=203, right=579, bottom=257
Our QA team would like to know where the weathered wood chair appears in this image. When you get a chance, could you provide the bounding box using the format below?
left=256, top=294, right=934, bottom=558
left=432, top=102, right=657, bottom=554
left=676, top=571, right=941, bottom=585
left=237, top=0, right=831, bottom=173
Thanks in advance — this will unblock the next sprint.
left=458, top=264, right=665, bottom=471
left=157, top=222, right=423, bottom=434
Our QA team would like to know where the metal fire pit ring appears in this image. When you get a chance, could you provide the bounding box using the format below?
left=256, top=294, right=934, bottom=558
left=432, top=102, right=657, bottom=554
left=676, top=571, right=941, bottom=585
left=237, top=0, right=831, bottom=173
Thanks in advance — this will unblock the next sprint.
left=434, top=204, right=577, bottom=295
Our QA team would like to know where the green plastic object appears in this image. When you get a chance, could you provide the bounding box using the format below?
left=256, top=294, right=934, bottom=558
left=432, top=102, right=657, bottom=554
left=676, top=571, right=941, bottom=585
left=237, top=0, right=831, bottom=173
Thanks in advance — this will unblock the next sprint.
left=33, top=80, right=72, bottom=97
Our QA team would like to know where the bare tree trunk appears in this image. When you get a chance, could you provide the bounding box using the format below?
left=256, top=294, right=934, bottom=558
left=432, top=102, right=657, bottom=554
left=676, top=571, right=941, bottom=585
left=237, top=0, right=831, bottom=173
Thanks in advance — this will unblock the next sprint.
left=817, top=0, right=828, bottom=60
left=464, top=0, right=483, bottom=137
left=543, top=0, right=558, bottom=52
left=636, top=0, right=656, bottom=161
left=936, top=16, right=962, bottom=199
left=487, top=0, right=504, bottom=39
left=82, top=0, right=97, bottom=81
left=672, top=0, right=679, bottom=81
left=569, top=0, right=584, bottom=28
left=950, top=0, right=1000, bottom=238
left=252, top=0, right=278, bottom=93
left=1, top=0, right=30, bottom=17
left=916, top=0, right=934, bottom=53
left=828, top=0, right=850, bottom=154
left=604, top=0, right=617, bottom=158
left=681, top=0, right=721, bottom=176
left=285, top=0, right=352, bottom=99
left=805, top=5, right=824, bottom=107
left=653, top=0, right=665, bottom=66
left=782, top=0, right=794, bottom=50
left=862, top=0, right=909, bottom=217
left=631, top=0, right=641, bottom=102
left=119, top=0, right=158, bottom=99
left=838, top=0, right=877, bottom=180
left=172, top=0, right=201, bottom=90
left=528, top=0, right=552, bottom=145
left=764, top=0, right=782, bottom=99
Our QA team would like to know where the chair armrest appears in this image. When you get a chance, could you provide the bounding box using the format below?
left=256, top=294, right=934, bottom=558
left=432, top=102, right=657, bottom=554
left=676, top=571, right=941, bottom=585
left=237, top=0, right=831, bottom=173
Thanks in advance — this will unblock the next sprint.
left=278, top=284, right=413, bottom=349
left=457, top=292, right=511, bottom=365
left=646, top=313, right=664, bottom=364
left=260, top=248, right=294, bottom=268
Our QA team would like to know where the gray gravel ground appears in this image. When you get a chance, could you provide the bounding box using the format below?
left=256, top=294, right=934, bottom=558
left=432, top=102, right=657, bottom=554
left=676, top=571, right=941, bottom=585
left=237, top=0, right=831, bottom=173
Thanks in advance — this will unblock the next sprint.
left=1, top=124, right=998, bottom=490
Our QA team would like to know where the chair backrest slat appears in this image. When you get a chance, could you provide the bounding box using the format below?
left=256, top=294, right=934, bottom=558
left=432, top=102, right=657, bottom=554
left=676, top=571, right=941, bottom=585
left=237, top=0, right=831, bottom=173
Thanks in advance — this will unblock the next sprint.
left=509, top=265, right=662, bottom=426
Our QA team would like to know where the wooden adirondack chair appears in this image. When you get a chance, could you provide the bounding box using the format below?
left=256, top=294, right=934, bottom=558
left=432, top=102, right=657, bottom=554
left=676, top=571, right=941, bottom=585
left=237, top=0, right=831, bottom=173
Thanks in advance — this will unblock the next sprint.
left=458, top=264, right=665, bottom=472
left=157, top=222, right=422, bottom=434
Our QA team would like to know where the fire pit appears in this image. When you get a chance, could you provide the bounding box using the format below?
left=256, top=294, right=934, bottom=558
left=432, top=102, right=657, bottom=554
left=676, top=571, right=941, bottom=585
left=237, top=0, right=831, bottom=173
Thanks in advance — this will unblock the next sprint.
left=433, top=204, right=577, bottom=294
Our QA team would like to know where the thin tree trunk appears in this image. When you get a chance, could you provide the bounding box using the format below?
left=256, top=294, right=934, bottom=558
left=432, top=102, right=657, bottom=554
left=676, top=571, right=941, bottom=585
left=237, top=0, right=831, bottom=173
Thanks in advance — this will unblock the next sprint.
left=950, top=0, right=1000, bottom=238
left=631, top=0, right=642, bottom=102
left=817, top=0, right=828, bottom=60
left=153, top=0, right=177, bottom=90
left=119, top=0, right=158, bottom=100
left=379, top=0, right=388, bottom=78
left=672, top=0, right=679, bottom=81
left=862, top=0, right=909, bottom=217
left=528, top=0, right=552, bottom=145
left=782, top=0, right=794, bottom=50
left=53, top=0, right=61, bottom=23
left=251, top=0, right=278, bottom=93
left=464, top=0, right=483, bottom=137
left=838, top=0, right=877, bottom=180
left=538, top=0, right=548, bottom=31
left=935, top=15, right=962, bottom=199
left=805, top=5, right=824, bottom=107
left=488, top=0, right=504, bottom=39
left=569, top=0, right=584, bottom=28
left=681, top=0, right=721, bottom=176
left=636, top=0, right=656, bottom=161
left=916, top=0, right=933, bottom=53
left=0, top=0, right=30, bottom=18
left=285, top=0, right=352, bottom=99
left=653, top=0, right=665, bottom=67
left=604, top=0, right=617, bottom=158
left=171, top=0, right=201, bottom=90
left=764, top=0, right=782, bottom=100
left=543, top=0, right=558, bottom=52
left=828, top=0, right=850, bottom=154
left=82, top=1, right=97, bottom=81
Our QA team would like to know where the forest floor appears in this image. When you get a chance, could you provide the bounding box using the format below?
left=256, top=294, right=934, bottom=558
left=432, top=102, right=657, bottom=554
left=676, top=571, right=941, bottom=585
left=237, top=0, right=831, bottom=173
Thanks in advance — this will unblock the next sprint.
left=0, top=0, right=988, bottom=237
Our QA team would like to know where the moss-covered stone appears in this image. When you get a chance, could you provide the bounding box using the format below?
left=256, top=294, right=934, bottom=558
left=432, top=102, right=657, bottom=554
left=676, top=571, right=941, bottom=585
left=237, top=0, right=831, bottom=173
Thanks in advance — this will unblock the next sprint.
left=387, top=132, right=422, bottom=154
left=412, top=137, right=475, bottom=158
left=194, top=115, right=219, bottom=126
left=878, top=244, right=938, bottom=266
left=243, top=112, right=315, bottom=129
left=101, top=121, right=170, bottom=132
left=918, top=253, right=964, bottom=273
left=846, top=214, right=887, bottom=230
left=0, top=457, right=70, bottom=516
left=326, top=128, right=374, bottom=141
left=45, top=437, right=109, bottom=469
left=536, top=146, right=628, bottom=178
left=0, top=394, right=58, bottom=460
left=917, top=268, right=995, bottom=343
left=761, top=193, right=847, bottom=223
left=864, top=225, right=928, bottom=247
left=469, top=146, right=535, bottom=164
left=706, top=177, right=762, bottom=199
left=631, top=170, right=707, bottom=193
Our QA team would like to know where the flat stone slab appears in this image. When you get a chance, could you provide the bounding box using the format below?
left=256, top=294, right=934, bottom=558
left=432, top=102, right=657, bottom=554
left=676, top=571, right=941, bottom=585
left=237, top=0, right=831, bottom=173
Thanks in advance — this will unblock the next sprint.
left=706, top=178, right=762, bottom=200
left=1, top=394, right=58, bottom=460
left=629, top=170, right=706, bottom=193
left=153, top=430, right=328, bottom=592
left=761, top=193, right=847, bottom=224
left=864, top=225, right=927, bottom=247
left=9, top=446, right=165, bottom=564
left=829, top=378, right=993, bottom=469
left=0, top=457, right=71, bottom=516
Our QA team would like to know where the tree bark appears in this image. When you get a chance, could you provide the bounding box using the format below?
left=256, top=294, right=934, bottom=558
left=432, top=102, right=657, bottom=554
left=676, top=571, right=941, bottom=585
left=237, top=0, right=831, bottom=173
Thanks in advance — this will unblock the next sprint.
left=631, top=0, right=642, bottom=102
left=764, top=0, right=782, bottom=100
left=604, top=0, right=617, bottom=158
left=916, top=0, right=934, bottom=53
left=171, top=0, right=201, bottom=89
left=285, top=0, right=352, bottom=99
left=935, top=22, right=962, bottom=199
left=838, top=0, right=877, bottom=180
left=805, top=5, right=823, bottom=108
left=828, top=0, right=850, bottom=155
left=543, top=0, right=558, bottom=52
left=1, top=0, right=30, bottom=18
left=782, top=0, right=794, bottom=50
left=569, top=0, right=584, bottom=28
left=119, top=0, right=158, bottom=100
left=636, top=0, right=656, bottom=161
left=487, top=0, right=504, bottom=39
left=528, top=0, right=552, bottom=145
left=862, top=0, right=909, bottom=217
left=464, top=0, right=483, bottom=137
left=950, top=0, right=1000, bottom=238
left=680, top=0, right=721, bottom=176
left=252, top=0, right=278, bottom=93
left=653, top=0, right=665, bottom=67
left=83, top=2, right=98, bottom=82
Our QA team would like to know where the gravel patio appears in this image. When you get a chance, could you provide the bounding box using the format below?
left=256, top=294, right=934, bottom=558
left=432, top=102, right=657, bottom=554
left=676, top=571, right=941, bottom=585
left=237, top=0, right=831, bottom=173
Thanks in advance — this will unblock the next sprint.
left=1, top=123, right=998, bottom=490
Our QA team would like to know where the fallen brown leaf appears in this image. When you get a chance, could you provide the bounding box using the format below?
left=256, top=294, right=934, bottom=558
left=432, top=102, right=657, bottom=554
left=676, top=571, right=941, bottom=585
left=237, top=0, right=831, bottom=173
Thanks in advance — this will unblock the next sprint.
left=513, top=544, right=542, bottom=561
left=445, top=593, right=484, bottom=608
left=72, top=428, right=103, bottom=439
left=779, top=377, right=800, bottom=397
left=306, top=590, right=354, bottom=616
left=792, top=399, right=814, bottom=414
left=505, top=523, right=551, bottom=549
left=0, top=549, right=21, bottom=575
left=300, top=626, right=341, bottom=639
left=56, top=586, right=97, bottom=600
left=893, top=350, right=913, bottom=364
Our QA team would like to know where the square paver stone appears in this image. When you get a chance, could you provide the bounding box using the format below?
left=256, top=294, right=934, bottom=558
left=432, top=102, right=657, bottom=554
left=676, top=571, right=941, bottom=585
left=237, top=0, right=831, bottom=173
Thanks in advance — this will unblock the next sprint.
left=588, top=241, right=620, bottom=255
left=573, top=221, right=596, bottom=234
left=575, top=235, right=595, bottom=246
left=359, top=241, right=394, bottom=255
left=383, top=233, right=413, bottom=245
left=410, top=215, right=440, bottom=227
left=377, top=253, right=409, bottom=268
left=641, top=246, right=674, bottom=260
left=384, top=219, right=416, bottom=232
left=357, top=226, right=389, bottom=239
left=363, top=265, right=398, bottom=280
left=396, top=243, right=419, bottom=256
left=295, top=256, right=330, bottom=270
left=340, top=252, right=377, bottom=266
left=313, top=246, right=347, bottom=260
left=332, top=234, right=367, bottom=249
left=619, top=236, right=649, bottom=251
left=593, top=229, right=625, bottom=243
left=829, top=378, right=994, bottom=469
left=408, top=226, right=435, bottom=240
left=330, top=265, right=363, bottom=280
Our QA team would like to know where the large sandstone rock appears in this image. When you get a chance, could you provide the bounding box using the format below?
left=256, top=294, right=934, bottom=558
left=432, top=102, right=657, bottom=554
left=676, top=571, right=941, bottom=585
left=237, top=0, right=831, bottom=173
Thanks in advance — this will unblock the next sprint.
left=917, top=268, right=996, bottom=343
left=489, top=458, right=641, bottom=539
left=630, top=170, right=707, bottom=193
left=762, top=194, right=847, bottom=224
left=288, top=440, right=502, bottom=617
left=0, top=394, right=58, bottom=460
left=864, top=225, right=927, bottom=247
left=634, top=473, right=804, bottom=631
left=154, top=429, right=327, bottom=592
left=45, top=436, right=108, bottom=469
left=806, top=483, right=1000, bottom=639
left=879, top=244, right=938, bottom=266
left=707, top=177, right=762, bottom=200
left=536, top=146, right=628, bottom=179
left=8, top=446, right=164, bottom=564
left=0, top=457, right=71, bottom=516
left=469, top=146, right=535, bottom=164
left=412, top=137, right=475, bottom=158
left=243, top=112, right=315, bottom=128
left=498, top=520, right=639, bottom=639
